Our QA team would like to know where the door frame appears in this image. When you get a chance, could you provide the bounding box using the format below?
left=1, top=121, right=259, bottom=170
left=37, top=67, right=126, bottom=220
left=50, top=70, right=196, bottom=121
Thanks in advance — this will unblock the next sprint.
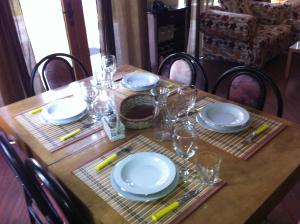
left=61, top=0, right=92, bottom=79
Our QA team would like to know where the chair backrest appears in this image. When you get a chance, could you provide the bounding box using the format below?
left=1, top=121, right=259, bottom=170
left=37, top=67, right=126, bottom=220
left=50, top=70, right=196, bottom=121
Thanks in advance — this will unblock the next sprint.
left=0, top=131, right=61, bottom=224
left=157, top=52, right=208, bottom=91
left=30, top=53, right=89, bottom=95
left=25, top=158, right=87, bottom=224
left=0, top=130, right=86, bottom=223
left=211, top=66, right=283, bottom=117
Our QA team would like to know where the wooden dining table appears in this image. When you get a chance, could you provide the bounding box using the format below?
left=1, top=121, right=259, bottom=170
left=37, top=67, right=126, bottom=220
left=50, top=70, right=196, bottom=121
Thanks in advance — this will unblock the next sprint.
left=1, top=64, right=300, bottom=224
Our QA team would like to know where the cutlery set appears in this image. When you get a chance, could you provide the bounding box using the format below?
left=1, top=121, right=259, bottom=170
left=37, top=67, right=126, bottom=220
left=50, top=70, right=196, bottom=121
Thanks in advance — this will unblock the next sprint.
left=95, top=146, right=131, bottom=171
left=59, top=123, right=94, bottom=141
left=243, top=123, right=270, bottom=144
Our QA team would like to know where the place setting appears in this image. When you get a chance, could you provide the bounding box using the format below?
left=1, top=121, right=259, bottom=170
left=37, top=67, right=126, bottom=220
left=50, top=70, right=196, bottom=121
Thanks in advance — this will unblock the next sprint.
left=73, top=134, right=225, bottom=224
left=117, top=70, right=180, bottom=96
left=15, top=80, right=118, bottom=152
left=176, top=97, right=287, bottom=160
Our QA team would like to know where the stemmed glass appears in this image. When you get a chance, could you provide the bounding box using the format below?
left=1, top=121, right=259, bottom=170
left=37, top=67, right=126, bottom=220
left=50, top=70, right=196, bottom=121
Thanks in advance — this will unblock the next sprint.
left=102, top=55, right=117, bottom=89
left=177, top=85, right=197, bottom=126
left=79, top=80, right=99, bottom=122
left=173, top=124, right=197, bottom=183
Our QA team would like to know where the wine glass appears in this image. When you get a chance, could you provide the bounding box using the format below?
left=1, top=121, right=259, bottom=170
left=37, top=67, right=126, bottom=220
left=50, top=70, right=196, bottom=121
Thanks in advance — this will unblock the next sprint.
left=173, top=124, right=197, bottom=183
left=102, top=55, right=117, bottom=89
left=79, top=80, right=99, bottom=122
left=177, top=85, right=197, bottom=126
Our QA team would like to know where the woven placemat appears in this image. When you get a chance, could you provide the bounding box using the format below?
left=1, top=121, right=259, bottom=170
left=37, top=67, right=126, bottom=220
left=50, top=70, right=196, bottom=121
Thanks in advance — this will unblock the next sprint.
left=179, top=97, right=287, bottom=160
left=73, top=135, right=225, bottom=224
left=15, top=105, right=102, bottom=153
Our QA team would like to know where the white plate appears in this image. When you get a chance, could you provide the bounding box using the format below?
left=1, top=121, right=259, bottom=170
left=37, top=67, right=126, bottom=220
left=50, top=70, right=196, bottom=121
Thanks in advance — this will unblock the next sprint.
left=196, top=113, right=250, bottom=133
left=199, top=103, right=250, bottom=128
left=111, top=168, right=179, bottom=202
left=112, top=152, right=177, bottom=195
left=121, top=72, right=159, bottom=91
left=41, top=97, right=87, bottom=125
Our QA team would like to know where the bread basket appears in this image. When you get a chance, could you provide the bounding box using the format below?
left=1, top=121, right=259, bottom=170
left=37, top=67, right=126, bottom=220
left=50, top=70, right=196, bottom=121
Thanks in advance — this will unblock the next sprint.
left=119, top=94, right=155, bottom=129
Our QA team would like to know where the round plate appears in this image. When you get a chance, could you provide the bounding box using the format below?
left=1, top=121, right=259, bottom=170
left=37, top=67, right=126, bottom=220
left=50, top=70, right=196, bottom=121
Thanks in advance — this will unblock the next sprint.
left=41, top=97, right=87, bottom=125
left=199, top=103, right=250, bottom=128
left=112, top=152, right=176, bottom=195
left=111, top=168, right=179, bottom=202
left=121, top=72, right=159, bottom=91
left=196, top=113, right=250, bottom=133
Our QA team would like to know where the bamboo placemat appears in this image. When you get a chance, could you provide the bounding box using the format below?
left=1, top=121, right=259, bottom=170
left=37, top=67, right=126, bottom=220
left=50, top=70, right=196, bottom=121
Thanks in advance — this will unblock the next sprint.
left=179, top=97, right=287, bottom=160
left=73, top=135, right=225, bottom=224
left=15, top=106, right=102, bottom=153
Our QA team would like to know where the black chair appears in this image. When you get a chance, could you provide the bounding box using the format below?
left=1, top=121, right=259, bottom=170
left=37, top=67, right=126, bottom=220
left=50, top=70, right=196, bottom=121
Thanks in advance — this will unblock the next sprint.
left=25, top=158, right=87, bottom=224
left=0, top=131, right=60, bottom=224
left=211, top=66, right=283, bottom=117
left=30, top=53, right=89, bottom=95
left=0, top=130, right=87, bottom=224
left=158, top=52, right=208, bottom=91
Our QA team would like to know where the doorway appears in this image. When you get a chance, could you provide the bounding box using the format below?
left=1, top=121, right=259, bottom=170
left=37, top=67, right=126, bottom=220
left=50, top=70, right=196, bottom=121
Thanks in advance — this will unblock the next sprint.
left=19, top=0, right=101, bottom=79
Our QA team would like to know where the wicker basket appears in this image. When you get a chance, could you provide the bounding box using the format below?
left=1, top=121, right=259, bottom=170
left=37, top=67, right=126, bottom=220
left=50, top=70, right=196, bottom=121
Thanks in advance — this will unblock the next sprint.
left=119, top=94, right=155, bottom=129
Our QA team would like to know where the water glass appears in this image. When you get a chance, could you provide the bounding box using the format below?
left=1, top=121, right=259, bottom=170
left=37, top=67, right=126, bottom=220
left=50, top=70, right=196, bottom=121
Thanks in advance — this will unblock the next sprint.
left=93, top=68, right=110, bottom=88
left=79, top=80, right=99, bottom=121
left=92, top=97, right=108, bottom=122
left=173, top=124, right=197, bottom=182
left=177, top=85, right=197, bottom=126
left=196, top=151, right=221, bottom=186
left=102, top=55, right=117, bottom=89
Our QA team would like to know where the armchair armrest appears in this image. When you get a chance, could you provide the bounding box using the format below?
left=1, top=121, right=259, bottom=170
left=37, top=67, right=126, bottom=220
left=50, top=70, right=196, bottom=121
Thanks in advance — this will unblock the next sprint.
left=249, top=1, right=291, bottom=25
left=199, top=10, right=257, bottom=41
left=251, top=0, right=271, bottom=2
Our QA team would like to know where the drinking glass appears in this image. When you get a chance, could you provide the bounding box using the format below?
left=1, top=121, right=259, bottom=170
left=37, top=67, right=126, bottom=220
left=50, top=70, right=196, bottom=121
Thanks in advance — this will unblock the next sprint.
left=177, top=85, right=197, bottom=126
left=102, top=55, right=117, bottom=89
left=151, top=87, right=172, bottom=141
left=168, top=102, right=181, bottom=127
left=79, top=80, right=99, bottom=122
left=92, top=97, right=109, bottom=122
left=173, top=124, right=197, bottom=183
left=196, top=151, right=221, bottom=187
left=93, top=67, right=110, bottom=88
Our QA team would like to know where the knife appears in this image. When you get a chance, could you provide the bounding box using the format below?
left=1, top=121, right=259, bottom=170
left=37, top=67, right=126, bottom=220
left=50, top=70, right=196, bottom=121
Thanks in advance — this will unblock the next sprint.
left=95, top=146, right=131, bottom=171
left=243, top=123, right=270, bottom=144
left=178, top=106, right=203, bottom=118
left=59, top=123, right=93, bottom=141
left=30, top=106, right=44, bottom=114
left=151, top=189, right=203, bottom=222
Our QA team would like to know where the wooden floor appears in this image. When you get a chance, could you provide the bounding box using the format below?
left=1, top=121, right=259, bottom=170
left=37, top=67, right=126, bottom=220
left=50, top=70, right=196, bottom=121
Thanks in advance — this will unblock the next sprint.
left=1, top=53, right=300, bottom=223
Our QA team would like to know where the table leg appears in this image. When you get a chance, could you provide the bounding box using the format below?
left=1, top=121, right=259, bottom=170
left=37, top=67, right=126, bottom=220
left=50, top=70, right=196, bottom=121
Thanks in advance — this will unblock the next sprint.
left=285, top=49, right=293, bottom=79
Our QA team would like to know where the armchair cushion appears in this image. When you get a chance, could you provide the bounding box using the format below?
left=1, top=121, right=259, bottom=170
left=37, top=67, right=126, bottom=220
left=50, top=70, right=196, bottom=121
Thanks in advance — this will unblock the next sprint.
left=218, top=0, right=252, bottom=14
left=200, top=10, right=257, bottom=42
left=249, top=1, right=291, bottom=25
left=253, top=24, right=291, bottom=49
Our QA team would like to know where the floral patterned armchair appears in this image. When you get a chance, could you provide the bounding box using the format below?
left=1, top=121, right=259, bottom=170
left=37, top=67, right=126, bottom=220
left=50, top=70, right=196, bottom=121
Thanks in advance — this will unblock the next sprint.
left=199, top=0, right=292, bottom=68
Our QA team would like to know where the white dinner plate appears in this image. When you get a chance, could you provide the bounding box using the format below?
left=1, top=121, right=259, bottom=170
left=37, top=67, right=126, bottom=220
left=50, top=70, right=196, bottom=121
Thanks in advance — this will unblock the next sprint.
left=111, top=168, right=179, bottom=202
left=112, top=152, right=177, bottom=195
left=121, top=72, right=159, bottom=91
left=196, top=113, right=250, bottom=133
left=199, top=103, right=250, bottom=128
left=41, top=97, right=87, bottom=125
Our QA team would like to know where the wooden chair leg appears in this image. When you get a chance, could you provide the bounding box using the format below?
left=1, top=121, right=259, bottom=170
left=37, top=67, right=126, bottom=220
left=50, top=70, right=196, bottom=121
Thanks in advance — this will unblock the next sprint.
left=285, top=50, right=293, bottom=79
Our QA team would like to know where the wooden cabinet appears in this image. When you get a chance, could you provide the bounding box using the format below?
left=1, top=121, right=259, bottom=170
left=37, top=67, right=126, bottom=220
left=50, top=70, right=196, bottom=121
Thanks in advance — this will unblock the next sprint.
left=147, top=7, right=188, bottom=72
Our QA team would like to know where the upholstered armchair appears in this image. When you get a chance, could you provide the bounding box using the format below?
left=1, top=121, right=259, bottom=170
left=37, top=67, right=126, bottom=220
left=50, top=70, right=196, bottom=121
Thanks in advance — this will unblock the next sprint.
left=199, top=0, right=292, bottom=68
